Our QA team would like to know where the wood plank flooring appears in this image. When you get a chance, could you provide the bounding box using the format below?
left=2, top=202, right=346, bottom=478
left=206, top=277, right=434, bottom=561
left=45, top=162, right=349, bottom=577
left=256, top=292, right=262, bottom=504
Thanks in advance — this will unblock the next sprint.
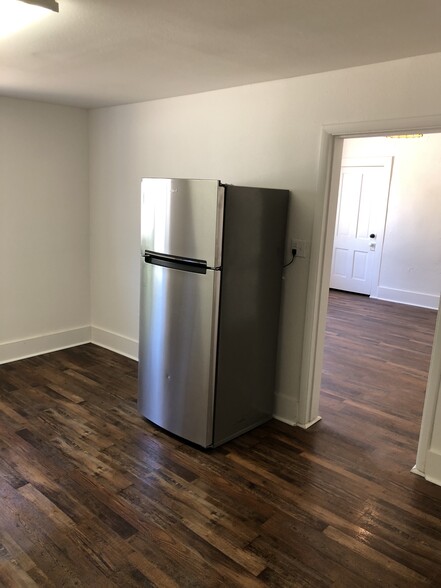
left=1, top=291, right=441, bottom=586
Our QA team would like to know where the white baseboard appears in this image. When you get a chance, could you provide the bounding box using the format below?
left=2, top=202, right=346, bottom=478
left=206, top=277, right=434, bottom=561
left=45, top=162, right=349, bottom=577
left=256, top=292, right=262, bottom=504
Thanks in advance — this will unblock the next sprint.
left=296, top=415, right=322, bottom=429
left=373, top=286, right=439, bottom=310
left=273, top=393, right=298, bottom=426
left=0, top=325, right=138, bottom=365
left=411, top=465, right=425, bottom=478
left=91, top=326, right=138, bottom=361
left=0, top=326, right=91, bottom=365
left=424, top=449, right=441, bottom=488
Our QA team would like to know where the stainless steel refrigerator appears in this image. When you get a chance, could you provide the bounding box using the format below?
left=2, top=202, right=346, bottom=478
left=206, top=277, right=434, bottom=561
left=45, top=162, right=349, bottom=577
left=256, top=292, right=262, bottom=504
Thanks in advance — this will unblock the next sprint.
left=138, top=178, right=288, bottom=447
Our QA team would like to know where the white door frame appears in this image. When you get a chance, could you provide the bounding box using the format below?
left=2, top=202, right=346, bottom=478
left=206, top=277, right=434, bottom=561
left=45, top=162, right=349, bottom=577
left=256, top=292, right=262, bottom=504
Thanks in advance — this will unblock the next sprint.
left=299, top=115, right=441, bottom=482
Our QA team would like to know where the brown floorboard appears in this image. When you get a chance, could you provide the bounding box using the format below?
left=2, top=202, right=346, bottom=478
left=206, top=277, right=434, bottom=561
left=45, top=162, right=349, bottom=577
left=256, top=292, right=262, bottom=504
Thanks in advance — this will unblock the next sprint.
left=0, top=292, right=441, bottom=586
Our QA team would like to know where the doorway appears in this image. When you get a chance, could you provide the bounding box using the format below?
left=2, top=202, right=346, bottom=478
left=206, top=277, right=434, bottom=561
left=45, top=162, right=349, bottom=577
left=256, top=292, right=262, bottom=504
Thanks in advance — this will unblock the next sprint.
left=299, top=127, right=441, bottom=482
left=329, top=134, right=441, bottom=308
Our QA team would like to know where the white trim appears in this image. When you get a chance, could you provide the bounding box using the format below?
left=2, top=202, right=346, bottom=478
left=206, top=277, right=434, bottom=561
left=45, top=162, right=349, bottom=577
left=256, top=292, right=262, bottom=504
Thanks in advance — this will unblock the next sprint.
left=296, top=416, right=322, bottom=429
left=321, top=115, right=441, bottom=138
left=415, top=300, right=441, bottom=474
left=273, top=415, right=297, bottom=426
left=0, top=326, right=91, bottom=365
left=273, top=392, right=298, bottom=425
left=425, top=449, right=441, bottom=487
left=411, top=465, right=425, bottom=478
left=91, top=326, right=138, bottom=360
left=298, top=133, right=343, bottom=426
left=373, top=287, right=439, bottom=310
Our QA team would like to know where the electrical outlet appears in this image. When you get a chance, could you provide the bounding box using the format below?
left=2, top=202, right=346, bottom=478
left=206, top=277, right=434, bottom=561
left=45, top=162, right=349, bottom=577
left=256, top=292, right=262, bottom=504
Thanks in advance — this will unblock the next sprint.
left=291, top=239, right=308, bottom=259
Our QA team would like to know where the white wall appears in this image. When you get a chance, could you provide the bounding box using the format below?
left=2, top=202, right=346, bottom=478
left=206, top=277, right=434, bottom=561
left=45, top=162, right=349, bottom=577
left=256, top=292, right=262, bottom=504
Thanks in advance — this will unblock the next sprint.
left=342, top=135, right=441, bottom=309
left=0, top=97, right=90, bottom=362
left=89, top=52, right=441, bottom=424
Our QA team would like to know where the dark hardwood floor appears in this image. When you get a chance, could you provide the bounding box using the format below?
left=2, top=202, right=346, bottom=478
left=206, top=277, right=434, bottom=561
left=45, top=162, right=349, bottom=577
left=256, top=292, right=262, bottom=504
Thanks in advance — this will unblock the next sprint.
left=1, top=291, right=441, bottom=586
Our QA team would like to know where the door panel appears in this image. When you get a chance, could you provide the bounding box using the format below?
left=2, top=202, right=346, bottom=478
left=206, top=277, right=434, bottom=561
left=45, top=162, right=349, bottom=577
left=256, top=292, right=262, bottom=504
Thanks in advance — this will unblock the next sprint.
left=353, top=250, right=368, bottom=280
left=141, top=178, right=224, bottom=267
left=138, top=261, right=220, bottom=447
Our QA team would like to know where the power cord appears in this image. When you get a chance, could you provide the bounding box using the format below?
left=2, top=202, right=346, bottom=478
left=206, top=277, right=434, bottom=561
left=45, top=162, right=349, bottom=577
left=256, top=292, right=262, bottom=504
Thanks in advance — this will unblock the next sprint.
left=283, top=247, right=297, bottom=268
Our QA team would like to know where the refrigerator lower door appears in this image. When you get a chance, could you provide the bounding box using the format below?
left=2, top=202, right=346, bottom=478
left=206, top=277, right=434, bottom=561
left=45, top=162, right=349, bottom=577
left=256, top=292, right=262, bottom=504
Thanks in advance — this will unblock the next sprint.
left=138, top=259, right=220, bottom=447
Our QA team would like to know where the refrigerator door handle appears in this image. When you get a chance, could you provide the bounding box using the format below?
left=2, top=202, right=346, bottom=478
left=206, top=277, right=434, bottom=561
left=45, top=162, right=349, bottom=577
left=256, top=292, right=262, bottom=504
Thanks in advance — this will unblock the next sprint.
left=143, top=251, right=207, bottom=274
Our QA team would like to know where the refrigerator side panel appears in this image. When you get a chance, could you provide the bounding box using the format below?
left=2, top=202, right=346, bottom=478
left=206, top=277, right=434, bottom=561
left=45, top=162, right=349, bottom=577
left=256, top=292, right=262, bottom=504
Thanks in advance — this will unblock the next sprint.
left=141, top=178, right=224, bottom=267
left=213, top=186, right=289, bottom=446
left=138, top=260, right=220, bottom=448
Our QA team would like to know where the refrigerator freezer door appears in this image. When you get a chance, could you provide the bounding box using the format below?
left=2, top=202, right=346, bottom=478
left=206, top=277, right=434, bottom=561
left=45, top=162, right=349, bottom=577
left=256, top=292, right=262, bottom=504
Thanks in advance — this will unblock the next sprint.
left=138, top=260, right=220, bottom=447
left=141, top=178, right=224, bottom=268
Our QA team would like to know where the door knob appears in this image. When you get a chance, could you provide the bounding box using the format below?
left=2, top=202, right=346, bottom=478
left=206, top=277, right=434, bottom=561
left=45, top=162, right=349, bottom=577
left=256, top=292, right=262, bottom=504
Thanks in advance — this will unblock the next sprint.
left=369, top=233, right=376, bottom=239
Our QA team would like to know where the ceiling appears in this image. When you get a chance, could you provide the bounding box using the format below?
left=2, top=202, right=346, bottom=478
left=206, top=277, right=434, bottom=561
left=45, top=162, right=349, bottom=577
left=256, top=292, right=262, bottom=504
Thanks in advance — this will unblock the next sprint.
left=3, top=0, right=441, bottom=109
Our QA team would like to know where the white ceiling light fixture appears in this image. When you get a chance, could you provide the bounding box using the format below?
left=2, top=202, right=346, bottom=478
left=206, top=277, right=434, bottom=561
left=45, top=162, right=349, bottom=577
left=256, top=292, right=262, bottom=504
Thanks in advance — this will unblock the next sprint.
left=386, top=134, right=424, bottom=139
left=20, top=0, right=59, bottom=12
left=0, top=0, right=58, bottom=39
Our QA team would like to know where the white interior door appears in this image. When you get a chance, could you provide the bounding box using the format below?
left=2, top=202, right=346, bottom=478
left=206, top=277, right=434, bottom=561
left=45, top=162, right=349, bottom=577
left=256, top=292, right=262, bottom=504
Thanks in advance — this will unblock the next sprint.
left=330, top=157, right=392, bottom=295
